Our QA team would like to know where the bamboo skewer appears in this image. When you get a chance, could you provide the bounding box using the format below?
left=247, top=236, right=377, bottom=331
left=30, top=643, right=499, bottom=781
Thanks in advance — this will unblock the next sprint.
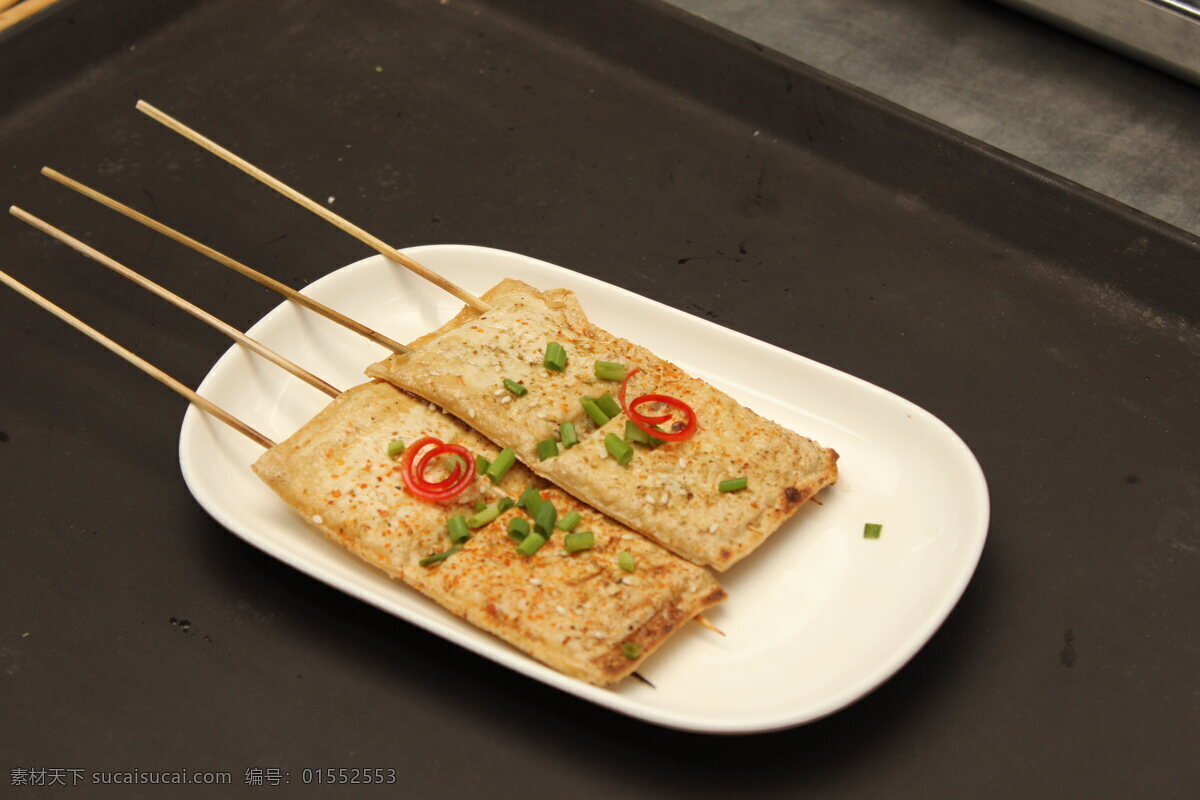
left=0, top=0, right=63, bottom=34
left=40, top=167, right=411, bottom=354
left=10, top=206, right=341, bottom=399
left=0, top=267, right=275, bottom=449
left=134, top=100, right=491, bottom=314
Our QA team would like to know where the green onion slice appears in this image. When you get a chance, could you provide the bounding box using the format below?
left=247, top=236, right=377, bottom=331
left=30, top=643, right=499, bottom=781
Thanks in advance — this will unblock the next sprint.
left=420, top=544, right=462, bottom=567
left=605, top=433, right=634, bottom=465
left=863, top=523, right=883, bottom=539
left=537, top=438, right=559, bottom=461
left=618, top=550, right=635, bottom=572
left=544, top=342, right=567, bottom=371
left=564, top=531, right=594, bottom=553
left=518, top=486, right=543, bottom=516
left=580, top=396, right=610, bottom=427
left=507, top=517, right=530, bottom=542
left=596, top=393, right=621, bottom=419
left=502, top=378, right=527, bottom=397
left=447, top=515, right=471, bottom=544
left=594, top=361, right=627, bottom=381
left=534, top=501, right=557, bottom=537
left=475, top=455, right=490, bottom=476
left=516, top=532, right=547, bottom=557
left=621, top=642, right=642, bottom=659
left=497, top=497, right=515, bottom=513
left=719, top=477, right=748, bottom=493
left=556, top=510, right=582, bottom=531
left=485, top=448, right=516, bottom=484
left=386, top=439, right=405, bottom=458
left=624, top=419, right=663, bottom=447
left=466, top=503, right=502, bottom=529
left=560, top=421, right=579, bottom=449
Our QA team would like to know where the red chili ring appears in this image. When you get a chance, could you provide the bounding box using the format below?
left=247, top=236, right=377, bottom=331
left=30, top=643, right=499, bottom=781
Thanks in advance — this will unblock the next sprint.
left=415, top=444, right=468, bottom=489
left=629, top=394, right=697, bottom=441
left=402, top=436, right=474, bottom=501
left=618, top=368, right=698, bottom=442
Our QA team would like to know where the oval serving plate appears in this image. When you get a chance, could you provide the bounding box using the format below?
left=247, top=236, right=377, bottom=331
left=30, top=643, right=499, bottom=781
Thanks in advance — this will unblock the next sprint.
left=179, top=244, right=989, bottom=734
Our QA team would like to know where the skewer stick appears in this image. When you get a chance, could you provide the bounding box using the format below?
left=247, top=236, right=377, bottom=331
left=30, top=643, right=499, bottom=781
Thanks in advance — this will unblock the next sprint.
left=10, top=206, right=341, bottom=399
left=0, top=0, right=24, bottom=14
left=135, top=100, right=491, bottom=313
left=693, top=614, right=725, bottom=636
left=41, top=167, right=412, bottom=354
left=0, top=0, right=63, bottom=33
left=0, top=267, right=274, bottom=449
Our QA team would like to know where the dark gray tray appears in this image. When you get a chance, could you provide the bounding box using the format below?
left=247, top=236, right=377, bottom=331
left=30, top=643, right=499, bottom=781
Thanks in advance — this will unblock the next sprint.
left=1, top=0, right=1196, bottom=797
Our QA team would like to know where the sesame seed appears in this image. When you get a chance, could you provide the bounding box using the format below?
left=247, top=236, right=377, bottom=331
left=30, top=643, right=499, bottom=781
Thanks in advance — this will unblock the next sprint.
left=555, top=605, right=567, bottom=615
left=500, top=396, right=512, bottom=404
left=528, top=577, right=542, bottom=586
left=311, top=514, right=324, bottom=524
left=468, top=409, right=476, bottom=418
left=709, top=523, right=718, bottom=533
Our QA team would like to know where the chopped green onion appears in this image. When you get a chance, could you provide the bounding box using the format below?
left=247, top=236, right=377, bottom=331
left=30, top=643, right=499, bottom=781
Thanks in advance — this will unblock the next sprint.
left=386, top=439, right=405, bottom=458
left=624, top=419, right=663, bottom=447
left=485, top=448, right=516, bottom=484
left=534, top=501, right=557, bottom=537
left=474, top=500, right=487, bottom=513
left=621, top=642, right=642, bottom=659
left=544, top=341, right=567, bottom=371
left=507, top=517, right=530, bottom=541
left=580, top=396, right=610, bottom=427
left=447, top=515, right=471, bottom=544
left=517, top=485, right=542, bottom=515
left=560, top=421, right=579, bottom=449
left=564, top=531, right=594, bottom=552
left=502, top=378, right=527, bottom=397
left=537, top=438, right=559, bottom=461
left=420, top=544, right=461, bottom=567
left=556, top=510, right=582, bottom=531
left=516, top=532, right=547, bottom=557
left=467, top=503, right=502, bottom=529
left=475, top=455, right=490, bottom=475
left=863, top=523, right=883, bottom=539
left=719, top=477, right=748, bottom=493
left=594, top=360, right=627, bottom=381
left=497, top=497, right=515, bottom=513
left=605, top=433, right=634, bottom=465
left=618, top=550, right=635, bottom=572
left=596, top=393, right=621, bottom=419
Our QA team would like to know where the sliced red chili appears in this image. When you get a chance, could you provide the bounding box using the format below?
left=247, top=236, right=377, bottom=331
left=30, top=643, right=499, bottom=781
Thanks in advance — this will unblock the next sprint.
left=618, top=368, right=699, bottom=442
left=401, top=436, right=474, bottom=502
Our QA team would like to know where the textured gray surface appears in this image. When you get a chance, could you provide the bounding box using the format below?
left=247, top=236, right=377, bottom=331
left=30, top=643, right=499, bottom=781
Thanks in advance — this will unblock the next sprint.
left=666, top=0, right=1200, bottom=238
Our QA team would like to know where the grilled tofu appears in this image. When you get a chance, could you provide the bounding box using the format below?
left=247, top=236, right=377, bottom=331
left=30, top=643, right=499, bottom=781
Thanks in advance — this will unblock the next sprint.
left=366, top=279, right=838, bottom=571
left=252, top=381, right=726, bottom=686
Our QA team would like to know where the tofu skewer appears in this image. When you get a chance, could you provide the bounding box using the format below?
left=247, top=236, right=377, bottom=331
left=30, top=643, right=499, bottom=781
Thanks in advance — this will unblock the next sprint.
left=46, top=120, right=838, bottom=570
left=0, top=231, right=725, bottom=685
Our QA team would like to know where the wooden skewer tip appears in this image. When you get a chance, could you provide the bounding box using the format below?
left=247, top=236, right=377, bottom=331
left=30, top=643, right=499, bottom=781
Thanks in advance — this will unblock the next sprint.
left=693, top=614, right=726, bottom=636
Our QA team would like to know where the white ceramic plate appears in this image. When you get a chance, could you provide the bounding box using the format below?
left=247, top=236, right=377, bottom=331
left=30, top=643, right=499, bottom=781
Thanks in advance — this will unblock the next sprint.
left=179, top=245, right=989, bottom=734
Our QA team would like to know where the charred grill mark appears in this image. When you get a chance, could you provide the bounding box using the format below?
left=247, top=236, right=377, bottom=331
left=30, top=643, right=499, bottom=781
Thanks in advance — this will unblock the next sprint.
left=785, top=486, right=809, bottom=505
